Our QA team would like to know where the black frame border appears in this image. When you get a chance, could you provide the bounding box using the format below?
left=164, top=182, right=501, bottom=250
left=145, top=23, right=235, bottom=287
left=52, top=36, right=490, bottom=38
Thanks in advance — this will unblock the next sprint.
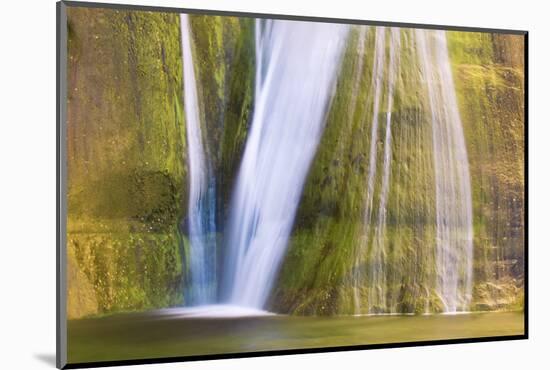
left=56, top=1, right=529, bottom=369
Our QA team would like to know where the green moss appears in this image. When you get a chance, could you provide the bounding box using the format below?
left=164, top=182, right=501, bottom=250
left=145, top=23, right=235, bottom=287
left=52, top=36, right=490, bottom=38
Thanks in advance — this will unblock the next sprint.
left=272, top=28, right=435, bottom=314
left=272, top=28, right=524, bottom=315
left=66, top=8, right=188, bottom=318
left=189, top=16, right=255, bottom=216
left=67, top=229, right=186, bottom=317
left=65, top=10, right=524, bottom=317
left=448, top=31, right=525, bottom=309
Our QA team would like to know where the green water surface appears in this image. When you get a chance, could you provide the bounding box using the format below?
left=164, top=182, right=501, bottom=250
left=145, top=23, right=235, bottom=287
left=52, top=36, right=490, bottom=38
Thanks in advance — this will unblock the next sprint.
left=67, top=310, right=524, bottom=364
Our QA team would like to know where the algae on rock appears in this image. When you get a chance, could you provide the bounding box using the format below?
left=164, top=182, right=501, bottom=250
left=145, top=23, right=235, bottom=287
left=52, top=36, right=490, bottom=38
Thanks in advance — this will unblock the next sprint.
left=448, top=31, right=525, bottom=311
left=271, top=28, right=525, bottom=315
left=65, top=10, right=524, bottom=318
left=188, top=15, right=255, bottom=221
left=66, top=8, right=188, bottom=318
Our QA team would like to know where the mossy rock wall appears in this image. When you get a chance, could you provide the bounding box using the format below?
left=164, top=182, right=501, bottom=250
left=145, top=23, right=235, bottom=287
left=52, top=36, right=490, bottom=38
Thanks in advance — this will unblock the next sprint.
left=188, top=15, right=255, bottom=223
left=270, top=28, right=525, bottom=315
left=66, top=8, right=188, bottom=319
left=65, top=10, right=524, bottom=318
left=448, top=32, right=525, bottom=311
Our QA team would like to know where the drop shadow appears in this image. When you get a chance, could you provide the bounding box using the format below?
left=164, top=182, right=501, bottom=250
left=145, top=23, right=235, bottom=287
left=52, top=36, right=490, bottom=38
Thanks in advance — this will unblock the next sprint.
left=34, top=353, right=56, bottom=367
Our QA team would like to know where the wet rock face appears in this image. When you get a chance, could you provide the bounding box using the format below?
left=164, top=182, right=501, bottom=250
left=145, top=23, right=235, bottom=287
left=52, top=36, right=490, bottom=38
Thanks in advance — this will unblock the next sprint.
left=187, top=16, right=255, bottom=222
left=271, top=29, right=525, bottom=315
left=450, top=31, right=525, bottom=313
left=66, top=8, right=187, bottom=318
left=65, top=9, right=255, bottom=318
left=65, top=8, right=524, bottom=318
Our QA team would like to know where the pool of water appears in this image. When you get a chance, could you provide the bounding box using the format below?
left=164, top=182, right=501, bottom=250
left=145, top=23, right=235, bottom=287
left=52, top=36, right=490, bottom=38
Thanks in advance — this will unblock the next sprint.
left=67, top=309, right=524, bottom=364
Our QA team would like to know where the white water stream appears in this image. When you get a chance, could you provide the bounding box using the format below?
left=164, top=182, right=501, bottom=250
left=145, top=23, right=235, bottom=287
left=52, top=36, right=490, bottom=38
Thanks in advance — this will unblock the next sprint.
left=222, top=19, right=349, bottom=308
left=181, top=14, right=218, bottom=305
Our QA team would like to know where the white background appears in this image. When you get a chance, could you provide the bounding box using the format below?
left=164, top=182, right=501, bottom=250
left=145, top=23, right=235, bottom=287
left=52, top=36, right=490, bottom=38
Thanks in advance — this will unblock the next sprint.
left=0, top=0, right=546, bottom=369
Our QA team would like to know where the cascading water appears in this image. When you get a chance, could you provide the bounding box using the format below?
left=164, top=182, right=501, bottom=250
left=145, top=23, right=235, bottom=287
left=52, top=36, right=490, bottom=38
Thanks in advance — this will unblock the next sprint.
left=354, top=27, right=387, bottom=314
left=181, top=14, right=218, bottom=305
left=416, top=30, right=474, bottom=313
left=369, top=28, right=401, bottom=313
left=353, top=27, right=402, bottom=314
left=222, top=19, right=349, bottom=309
left=353, top=28, right=473, bottom=315
left=180, top=19, right=474, bottom=315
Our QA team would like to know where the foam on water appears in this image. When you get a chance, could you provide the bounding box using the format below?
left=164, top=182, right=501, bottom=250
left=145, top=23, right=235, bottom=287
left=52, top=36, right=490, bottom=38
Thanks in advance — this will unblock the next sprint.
left=159, top=305, right=275, bottom=318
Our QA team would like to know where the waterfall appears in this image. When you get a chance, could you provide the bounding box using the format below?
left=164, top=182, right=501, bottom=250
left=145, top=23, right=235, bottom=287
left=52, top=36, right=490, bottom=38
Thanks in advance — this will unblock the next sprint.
left=353, top=28, right=472, bottom=314
left=181, top=14, right=218, bottom=305
left=416, top=30, right=474, bottom=313
left=369, top=28, right=401, bottom=313
left=222, top=19, right=349, bottom=308
left=353, top=28, right=402, bottom=314
left=353, top=27, right=386, bottom=314
left=180, top=17, right=473, bottom=314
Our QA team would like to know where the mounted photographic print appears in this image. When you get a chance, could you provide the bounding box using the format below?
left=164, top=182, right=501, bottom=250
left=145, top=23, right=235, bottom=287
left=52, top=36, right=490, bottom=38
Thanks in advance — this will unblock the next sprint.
left=56, top=1, right=527, bottom=368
